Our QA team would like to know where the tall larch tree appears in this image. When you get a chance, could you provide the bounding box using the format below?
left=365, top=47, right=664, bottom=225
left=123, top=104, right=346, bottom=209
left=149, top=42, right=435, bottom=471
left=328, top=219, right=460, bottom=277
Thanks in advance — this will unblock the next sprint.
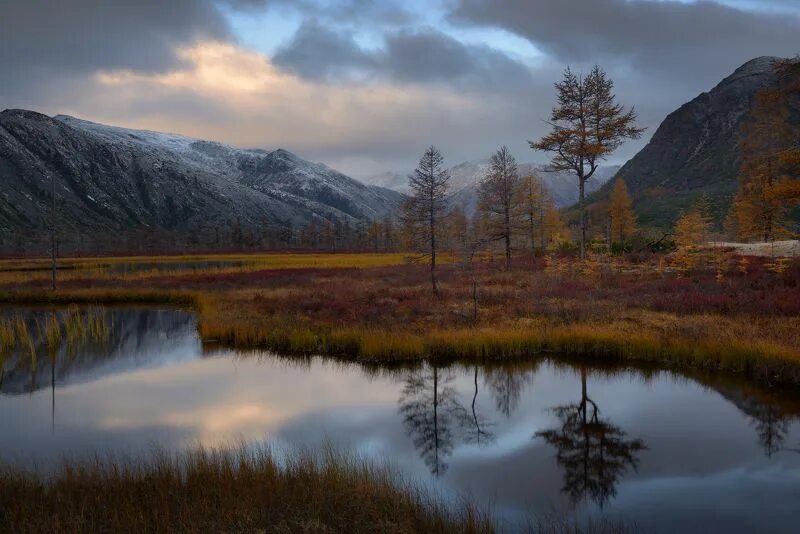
left=477, top=146, right=523, bottom=268
left=608, top=178, right=637, bottom=246
left=532, top=66, right=644, bottom=258
left=403, top=146, right=450, bottom=294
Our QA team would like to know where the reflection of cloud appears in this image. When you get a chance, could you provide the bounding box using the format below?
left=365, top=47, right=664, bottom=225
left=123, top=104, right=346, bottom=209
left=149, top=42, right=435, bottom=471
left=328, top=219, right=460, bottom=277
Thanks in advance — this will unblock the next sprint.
left=77, top=356, right=399, bottom=446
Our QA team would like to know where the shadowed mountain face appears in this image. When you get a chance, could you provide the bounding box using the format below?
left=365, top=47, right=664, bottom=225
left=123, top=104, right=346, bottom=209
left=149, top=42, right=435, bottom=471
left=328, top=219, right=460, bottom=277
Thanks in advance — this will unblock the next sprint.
left=588, top=56, right=799, bottom=229
left=0, top=111, right=403, bottom=240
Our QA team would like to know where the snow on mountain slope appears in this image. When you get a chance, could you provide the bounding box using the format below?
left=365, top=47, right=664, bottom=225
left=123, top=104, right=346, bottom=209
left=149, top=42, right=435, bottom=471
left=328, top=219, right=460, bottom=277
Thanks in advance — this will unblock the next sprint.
left=0, top=110, right=402, bottom=241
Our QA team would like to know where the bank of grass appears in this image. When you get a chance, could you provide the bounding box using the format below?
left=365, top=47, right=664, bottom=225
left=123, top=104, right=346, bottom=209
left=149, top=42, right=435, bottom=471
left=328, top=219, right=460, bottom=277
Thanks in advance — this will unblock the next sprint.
left=0, top=446, right=492, bottom=534
left=1, top=252, right=799, bottom=385
left=0, top=252, right=424, bottom=285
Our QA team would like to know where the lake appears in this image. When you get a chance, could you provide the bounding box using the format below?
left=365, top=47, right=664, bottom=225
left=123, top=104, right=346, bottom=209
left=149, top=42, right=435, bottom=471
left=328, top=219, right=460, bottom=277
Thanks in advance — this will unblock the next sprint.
left=1, top=307, right=799, bottom=533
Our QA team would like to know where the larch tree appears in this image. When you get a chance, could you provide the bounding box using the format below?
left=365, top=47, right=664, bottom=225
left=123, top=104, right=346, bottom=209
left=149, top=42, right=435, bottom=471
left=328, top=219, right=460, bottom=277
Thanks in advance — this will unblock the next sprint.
left=477, top=146, right=523, bottom=268
left=732, top=88, right=791, bottom=242
left=403, top=146, right=450, bottom=294
left=732, top=57, right=800, bottom=242
left=519, top=173, right=547, bottom=254
left=532, top=66, right=644, bottom=258
left=608, top=178, right=637, bottom=247
left=674, top=207, right=710, bottom=249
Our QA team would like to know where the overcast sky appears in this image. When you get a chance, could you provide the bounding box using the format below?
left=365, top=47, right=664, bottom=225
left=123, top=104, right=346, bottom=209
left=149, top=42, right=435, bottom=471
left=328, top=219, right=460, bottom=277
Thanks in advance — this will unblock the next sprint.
left=1, top=0, right=799, bottom=177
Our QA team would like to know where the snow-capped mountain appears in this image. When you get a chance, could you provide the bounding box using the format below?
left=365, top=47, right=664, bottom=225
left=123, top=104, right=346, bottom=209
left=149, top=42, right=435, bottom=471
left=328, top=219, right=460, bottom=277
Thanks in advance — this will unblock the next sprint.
left=0, top=110, right=403, bottom=241
left=365, top=159, right=620, bottom=213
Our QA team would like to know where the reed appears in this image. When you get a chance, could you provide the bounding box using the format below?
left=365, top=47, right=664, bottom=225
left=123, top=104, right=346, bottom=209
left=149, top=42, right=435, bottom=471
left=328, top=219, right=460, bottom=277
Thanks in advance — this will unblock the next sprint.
left=0, top=445, right=493, bottom=534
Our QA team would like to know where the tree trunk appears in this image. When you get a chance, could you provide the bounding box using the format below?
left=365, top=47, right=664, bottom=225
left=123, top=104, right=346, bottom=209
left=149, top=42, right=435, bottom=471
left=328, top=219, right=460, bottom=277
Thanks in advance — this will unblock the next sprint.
left=504, top=206, right=512, bottom=269
left=579, top=177, right=587, bottom=260
left=430, top=203, right=438, bottom=294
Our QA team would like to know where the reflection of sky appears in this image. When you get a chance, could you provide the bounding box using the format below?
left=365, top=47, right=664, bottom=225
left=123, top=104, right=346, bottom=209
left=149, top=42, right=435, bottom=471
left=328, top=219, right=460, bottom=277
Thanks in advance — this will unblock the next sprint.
left=1, top=312, right=800, bottom=532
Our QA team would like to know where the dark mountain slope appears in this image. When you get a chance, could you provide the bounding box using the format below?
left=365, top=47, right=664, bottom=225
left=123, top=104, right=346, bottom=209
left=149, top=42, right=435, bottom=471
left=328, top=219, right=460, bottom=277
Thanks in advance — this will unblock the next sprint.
left=0, top=111, right=402, bottom=249
left=587, top=56, right=798, bottom=229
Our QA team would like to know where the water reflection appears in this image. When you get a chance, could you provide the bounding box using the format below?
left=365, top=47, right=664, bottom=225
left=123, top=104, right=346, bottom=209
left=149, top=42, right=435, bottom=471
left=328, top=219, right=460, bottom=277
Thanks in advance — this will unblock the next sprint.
left=399, top=366, right=460, bottom=476
left=1, top=307, right=800, bottom=532
left=535, top=367, right=647, bottom=508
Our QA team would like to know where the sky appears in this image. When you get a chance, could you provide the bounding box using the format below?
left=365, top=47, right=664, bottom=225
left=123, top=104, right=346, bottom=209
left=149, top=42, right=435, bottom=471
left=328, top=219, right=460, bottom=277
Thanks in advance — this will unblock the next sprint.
left=1, top=0, right=799, bottom=178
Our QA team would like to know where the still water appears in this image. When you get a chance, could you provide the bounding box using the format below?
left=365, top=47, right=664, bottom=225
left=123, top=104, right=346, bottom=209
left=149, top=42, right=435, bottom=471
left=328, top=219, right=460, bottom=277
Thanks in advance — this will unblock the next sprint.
left=1, top=308, right=799, bottom=532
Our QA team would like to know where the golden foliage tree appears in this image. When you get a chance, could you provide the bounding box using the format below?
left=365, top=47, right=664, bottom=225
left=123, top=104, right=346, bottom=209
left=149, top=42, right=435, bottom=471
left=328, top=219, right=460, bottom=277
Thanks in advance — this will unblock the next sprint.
left=608, top=178, right=637, bottom=245
left=674, top=207, right=710, bottom=249
left=731, top=58, right=800, bottom=242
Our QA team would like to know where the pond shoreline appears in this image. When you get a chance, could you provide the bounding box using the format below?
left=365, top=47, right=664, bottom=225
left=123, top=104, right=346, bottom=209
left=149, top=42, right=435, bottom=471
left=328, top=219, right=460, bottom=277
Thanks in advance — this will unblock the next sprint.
left=2, top=288, right=799, bottom=389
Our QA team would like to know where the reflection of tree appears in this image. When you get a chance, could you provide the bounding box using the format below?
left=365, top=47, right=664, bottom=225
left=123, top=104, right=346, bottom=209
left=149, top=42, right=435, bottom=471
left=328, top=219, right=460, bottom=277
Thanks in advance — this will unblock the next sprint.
left=398, top=366, right=460, bottom=476
left=455, top=367, right=495, bottom=447
left=536, top=367, right=646, bottom=509
left=748, top=403, right=794, bottom=457
left=484, top=364, right=533, bottom=418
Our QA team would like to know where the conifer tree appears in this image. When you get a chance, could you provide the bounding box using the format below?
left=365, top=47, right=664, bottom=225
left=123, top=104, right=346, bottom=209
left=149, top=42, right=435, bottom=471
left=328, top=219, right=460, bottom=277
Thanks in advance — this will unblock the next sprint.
left=403, top=146, right=450, bottom=293
left=608, top=178, right=637, bottom=247
left=532, top=66, right=644, bottom=258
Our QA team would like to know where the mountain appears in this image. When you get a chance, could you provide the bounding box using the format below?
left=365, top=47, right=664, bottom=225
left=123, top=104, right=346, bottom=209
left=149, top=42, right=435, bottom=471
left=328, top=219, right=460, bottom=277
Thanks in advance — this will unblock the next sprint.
left=586, top=56, right=799, bottom=229
left=0, top=110, right=403, bottom=248
left=365, top=160, right=619, bottom=214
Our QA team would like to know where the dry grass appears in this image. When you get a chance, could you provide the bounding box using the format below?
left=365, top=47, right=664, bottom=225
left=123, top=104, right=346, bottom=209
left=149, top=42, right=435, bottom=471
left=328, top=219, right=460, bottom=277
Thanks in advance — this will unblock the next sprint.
left=0, top=445, right=492, bottom=534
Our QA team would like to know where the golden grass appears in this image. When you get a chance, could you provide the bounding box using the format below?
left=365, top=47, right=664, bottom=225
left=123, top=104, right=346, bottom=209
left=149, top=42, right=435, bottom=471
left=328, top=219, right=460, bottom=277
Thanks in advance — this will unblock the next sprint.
left=0, top=445, right=493, bottom=534
left=0, top=253, right=428, bottom=284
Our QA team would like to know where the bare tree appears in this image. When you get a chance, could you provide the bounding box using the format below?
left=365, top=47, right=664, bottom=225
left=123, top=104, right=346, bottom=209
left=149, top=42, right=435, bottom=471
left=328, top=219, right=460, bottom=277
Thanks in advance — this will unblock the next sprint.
left=477, top=146, right=522, bottom=268
left=403, top=146, right=450, bottom=293
left=532, top=66, right=643, bottom=259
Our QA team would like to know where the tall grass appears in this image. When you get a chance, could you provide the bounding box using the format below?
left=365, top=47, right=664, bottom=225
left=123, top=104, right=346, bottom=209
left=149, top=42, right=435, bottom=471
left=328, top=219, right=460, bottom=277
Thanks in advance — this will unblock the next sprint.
left=0, top=445, right=493, bottom=534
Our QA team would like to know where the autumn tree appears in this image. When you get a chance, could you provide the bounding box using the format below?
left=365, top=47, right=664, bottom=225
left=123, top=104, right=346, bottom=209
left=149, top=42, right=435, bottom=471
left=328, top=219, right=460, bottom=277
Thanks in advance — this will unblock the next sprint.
left=533, top=66, right=644, bottom=258
left=674, top=207, right=710, bottom=249
left=608, top=178, right=637, bottom=247
left=403, top=146, right=450, bottom=293
left=477, top=146, right=523, bottom=268
left=731, top=58, right=800, bottom=242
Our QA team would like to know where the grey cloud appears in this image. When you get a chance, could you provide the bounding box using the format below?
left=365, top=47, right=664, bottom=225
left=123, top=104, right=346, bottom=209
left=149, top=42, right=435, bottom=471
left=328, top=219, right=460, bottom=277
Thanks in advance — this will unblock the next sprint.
left=272, top=20, right=377, bottom=79
left=0, top=0, right=266, bottom=102
left=449, top=0, right=800, bottom=84
left=273, top=22, right=534, bottom=92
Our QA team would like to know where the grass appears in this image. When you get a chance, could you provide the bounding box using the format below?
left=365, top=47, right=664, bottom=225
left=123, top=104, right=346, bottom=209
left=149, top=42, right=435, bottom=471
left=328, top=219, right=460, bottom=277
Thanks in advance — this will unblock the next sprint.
left=0, top=445, right=493, bottom=534
left=1, top=251, right=799, bottom=385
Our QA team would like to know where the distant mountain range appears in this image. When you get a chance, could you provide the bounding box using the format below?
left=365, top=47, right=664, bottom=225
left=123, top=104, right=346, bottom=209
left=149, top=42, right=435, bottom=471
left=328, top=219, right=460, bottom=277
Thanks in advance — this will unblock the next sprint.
left=585, top=56, right=800, bottom=230
left=364, top=160, right=621, bottom=212
left=0, top=111, right=403, bottom=244
left=2, top=55, right=796, bottom=249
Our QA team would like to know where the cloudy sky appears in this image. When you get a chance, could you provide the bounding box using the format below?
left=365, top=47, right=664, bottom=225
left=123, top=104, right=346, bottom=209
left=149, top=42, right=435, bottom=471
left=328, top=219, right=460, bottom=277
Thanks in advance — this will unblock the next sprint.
left=2, top=0, right=799, bottom=178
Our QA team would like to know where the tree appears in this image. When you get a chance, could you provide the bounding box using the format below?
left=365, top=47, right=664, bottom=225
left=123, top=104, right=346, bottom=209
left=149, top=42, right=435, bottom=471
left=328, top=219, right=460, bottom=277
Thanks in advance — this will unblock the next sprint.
left=519, top=173, right=547, bottom=254
left=532, top=66, right=644, bottom=258
left=731, top=65, right=800, bottom=242
left=477, top=146, right=523, bottom=268
left=403, top=146, right=450, bottom=293
left=674, top=207, right=709, bottom=249
left=608, top=178, right=637, bottom=247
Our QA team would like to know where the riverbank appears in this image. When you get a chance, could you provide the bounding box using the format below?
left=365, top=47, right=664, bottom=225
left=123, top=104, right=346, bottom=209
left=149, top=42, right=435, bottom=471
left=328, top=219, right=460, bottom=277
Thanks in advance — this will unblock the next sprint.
left=1, top=251, right=798, bottom=385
